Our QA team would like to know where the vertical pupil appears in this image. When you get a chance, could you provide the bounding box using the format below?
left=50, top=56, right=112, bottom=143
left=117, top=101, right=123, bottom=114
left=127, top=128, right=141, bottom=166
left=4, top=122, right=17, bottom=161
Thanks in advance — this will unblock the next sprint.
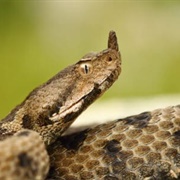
left=84, top=64, right=88, bottom=74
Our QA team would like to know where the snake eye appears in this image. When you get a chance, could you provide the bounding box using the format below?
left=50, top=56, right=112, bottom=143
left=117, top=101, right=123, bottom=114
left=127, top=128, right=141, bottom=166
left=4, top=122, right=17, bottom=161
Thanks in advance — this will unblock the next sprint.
left=79, top=62, right=93, bottom=76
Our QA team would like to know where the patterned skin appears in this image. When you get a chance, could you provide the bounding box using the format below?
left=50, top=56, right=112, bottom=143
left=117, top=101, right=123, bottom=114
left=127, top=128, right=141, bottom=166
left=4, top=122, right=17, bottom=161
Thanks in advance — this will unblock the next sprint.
left=47, top=105, right=180, bottom=179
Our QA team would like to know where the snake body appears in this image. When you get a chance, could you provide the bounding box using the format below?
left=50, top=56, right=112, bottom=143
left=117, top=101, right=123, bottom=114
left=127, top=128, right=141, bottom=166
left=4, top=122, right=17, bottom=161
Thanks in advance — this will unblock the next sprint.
left=0, top=31, right=179, bottom=179
left=47, top=105, right=180, bottom=179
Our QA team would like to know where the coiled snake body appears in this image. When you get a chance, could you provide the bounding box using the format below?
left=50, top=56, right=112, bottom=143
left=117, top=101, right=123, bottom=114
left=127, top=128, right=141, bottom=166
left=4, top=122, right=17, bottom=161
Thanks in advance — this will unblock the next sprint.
left=0, top=31, right=179, bottom=179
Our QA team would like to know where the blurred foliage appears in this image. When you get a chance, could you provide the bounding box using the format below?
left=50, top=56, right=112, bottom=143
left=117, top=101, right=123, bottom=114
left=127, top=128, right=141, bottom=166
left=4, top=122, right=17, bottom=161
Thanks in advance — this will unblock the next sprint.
left=0, top=1, right=180, bottom=119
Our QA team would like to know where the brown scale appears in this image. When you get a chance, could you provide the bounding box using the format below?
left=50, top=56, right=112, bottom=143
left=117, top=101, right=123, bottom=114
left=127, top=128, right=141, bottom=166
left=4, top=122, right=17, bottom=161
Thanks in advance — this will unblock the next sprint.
left=47, top=105, right=180, bottom=179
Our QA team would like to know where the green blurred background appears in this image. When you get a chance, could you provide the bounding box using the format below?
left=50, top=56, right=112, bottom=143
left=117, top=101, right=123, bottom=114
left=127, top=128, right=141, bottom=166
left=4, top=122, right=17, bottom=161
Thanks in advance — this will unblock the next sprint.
left=0, top=1, right=180, bottom=119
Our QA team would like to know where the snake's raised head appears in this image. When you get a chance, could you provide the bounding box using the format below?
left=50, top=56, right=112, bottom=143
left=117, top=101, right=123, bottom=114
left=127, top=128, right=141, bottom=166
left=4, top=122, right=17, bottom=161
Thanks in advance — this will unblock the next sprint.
left=1, top=31, right=121, bottom=145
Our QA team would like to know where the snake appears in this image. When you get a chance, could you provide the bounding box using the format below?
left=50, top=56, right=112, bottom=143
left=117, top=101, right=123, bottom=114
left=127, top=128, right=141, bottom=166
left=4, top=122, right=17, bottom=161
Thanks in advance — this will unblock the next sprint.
left=0, top=31, right=179, bottom=180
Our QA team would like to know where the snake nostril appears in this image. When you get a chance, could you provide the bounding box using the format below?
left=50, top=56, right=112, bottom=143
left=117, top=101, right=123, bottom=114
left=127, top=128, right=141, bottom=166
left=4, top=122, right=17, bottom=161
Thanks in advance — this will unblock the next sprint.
left=108, top=57, right=112, bottom=62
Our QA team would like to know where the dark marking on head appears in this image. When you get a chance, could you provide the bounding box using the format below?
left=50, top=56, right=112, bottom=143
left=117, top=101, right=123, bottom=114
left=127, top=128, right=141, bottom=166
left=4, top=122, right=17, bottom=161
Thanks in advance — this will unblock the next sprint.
left=37, top=114, right=53, bottom=127
left=59, top=129, right=89, bottom=150
left=22, top=115, right=33, bottom=129
left=16, top=130, right=30, bottom=137
left=104, top=140, right=121, bottom=154
left=120, top=112, right=152, bottom=128
left=49, top=102, right=61, bottom=118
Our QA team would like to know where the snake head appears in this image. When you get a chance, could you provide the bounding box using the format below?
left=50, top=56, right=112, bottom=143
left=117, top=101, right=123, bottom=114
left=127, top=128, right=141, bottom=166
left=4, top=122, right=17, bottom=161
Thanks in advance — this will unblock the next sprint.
left=43, top=31, right=121, bottom=144
left=1, top=31, right=121, bottom=145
